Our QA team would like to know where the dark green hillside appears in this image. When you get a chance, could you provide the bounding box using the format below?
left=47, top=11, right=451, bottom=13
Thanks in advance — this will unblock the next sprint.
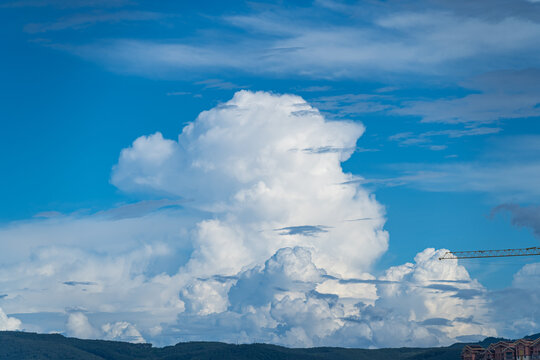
left=1, top=331, right=538, bottom=360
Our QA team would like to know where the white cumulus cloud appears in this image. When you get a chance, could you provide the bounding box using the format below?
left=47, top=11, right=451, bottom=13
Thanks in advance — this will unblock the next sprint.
left=0, top=307, right=21, bottom=331
left=102, top=321, right=146, bottom=343
left=66, top=312, right=101, bottom=339
left=170, top=246, right=494, bottom=347
left=112, top=90, right=388, bottom=278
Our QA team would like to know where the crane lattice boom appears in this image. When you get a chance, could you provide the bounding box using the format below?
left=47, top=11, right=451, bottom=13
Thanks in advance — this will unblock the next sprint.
left=438, top=246, right=540, bottom=260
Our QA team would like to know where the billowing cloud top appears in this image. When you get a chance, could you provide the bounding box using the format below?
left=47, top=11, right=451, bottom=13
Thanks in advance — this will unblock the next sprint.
left=111, top=90, right=388, bottom=277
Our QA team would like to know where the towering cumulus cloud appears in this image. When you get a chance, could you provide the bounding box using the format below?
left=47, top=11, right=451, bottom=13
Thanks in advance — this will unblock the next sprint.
left=0, top=91, right=499, bottom=347
left=112, top=90, right=388, bottom=277
left=108, top=91, right=493, bottom=345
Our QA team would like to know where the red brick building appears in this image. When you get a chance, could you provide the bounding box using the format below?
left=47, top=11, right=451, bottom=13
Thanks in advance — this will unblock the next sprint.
left=462, top=338, right=540, bottom=360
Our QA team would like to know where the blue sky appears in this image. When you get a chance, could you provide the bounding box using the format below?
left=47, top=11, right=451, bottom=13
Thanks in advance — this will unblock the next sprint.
left=1, top=0, right=539, bottom=347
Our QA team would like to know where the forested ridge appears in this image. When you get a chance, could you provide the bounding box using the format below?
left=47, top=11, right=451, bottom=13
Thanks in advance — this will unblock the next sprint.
left=1, top=331, right=538, bottom=360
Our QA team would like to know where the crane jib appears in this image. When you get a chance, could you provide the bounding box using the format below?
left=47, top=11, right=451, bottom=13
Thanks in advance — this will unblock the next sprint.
left=438, top=247, right=540, bottom=260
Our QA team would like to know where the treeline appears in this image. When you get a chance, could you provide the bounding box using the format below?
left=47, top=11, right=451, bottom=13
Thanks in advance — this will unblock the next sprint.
left=1, top=331, right=538, bottom=360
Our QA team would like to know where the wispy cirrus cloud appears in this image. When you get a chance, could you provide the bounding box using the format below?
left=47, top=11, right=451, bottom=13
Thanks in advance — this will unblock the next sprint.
left=0, top=0, right=130, bottom=8
left=394, top=70, right=540, bottom=124
left=195, top=79, right=246, bottom=90
left=310, top=93, right=396, bottom=118
left=378, top=162, right=540, bottom=201
left=42, top=3, right=540, bottom=79
left=166, top=91, right=191, bottom=96
left=24, top=11, right=166, bottom=33
left=371, top=135, right=540, bottom=201
left=389, top=127, right=501, bottom=147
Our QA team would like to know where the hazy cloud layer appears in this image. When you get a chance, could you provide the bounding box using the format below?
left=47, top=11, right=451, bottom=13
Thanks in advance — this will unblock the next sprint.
left=489, top=262, right=540, bottom=338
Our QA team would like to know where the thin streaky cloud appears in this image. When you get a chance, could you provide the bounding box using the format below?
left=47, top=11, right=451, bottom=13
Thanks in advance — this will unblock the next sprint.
left=395, top=70, right=540, bottom=124
left=47, top=8, right=540, bottom=79
left=429, top=279, right=471, bottom=284
left=195, top=79, right=245, bottom=90
left=384, top=163, right=540, bottom=201
left=24, top=11, right=167, bottom=33
left=1, top=0, right=130, bottom=8
left=388, top=127, right=502, bottom=147
left=166, top=91, right=191, bottom=96
left=33, top=211, right=63, bottom=218
left=275, top=225, right=331, bottom=237
left=63, top=281, right=98, bottom=286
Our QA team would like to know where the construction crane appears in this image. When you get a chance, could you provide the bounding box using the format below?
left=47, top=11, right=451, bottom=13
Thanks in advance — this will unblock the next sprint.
left=438, top=246, right=540, bottom=260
